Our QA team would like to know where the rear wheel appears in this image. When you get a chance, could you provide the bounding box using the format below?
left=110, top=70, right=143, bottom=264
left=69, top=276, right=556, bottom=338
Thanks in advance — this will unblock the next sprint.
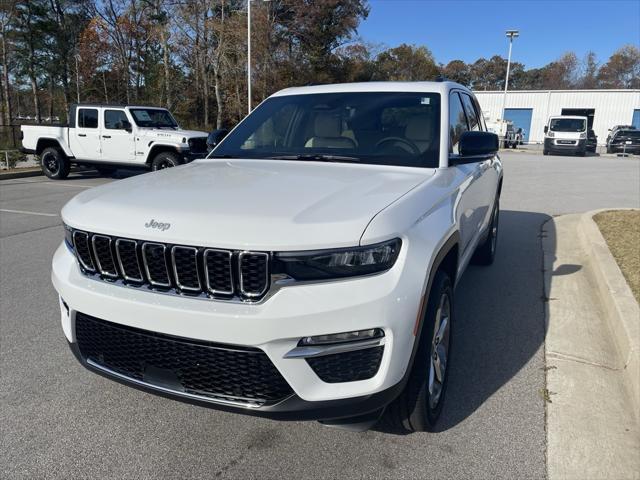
left=543, top=149, right=549, bottom=156
left=151, top=151, right=182, bottom=171
left=40, top=147, right=70, bottom=180
left=380, top=270, right=453, bottom=433
left=472, top=198, right=499, bottom=265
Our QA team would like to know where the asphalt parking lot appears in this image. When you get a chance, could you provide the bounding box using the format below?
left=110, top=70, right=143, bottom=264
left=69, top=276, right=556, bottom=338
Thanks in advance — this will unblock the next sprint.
left=1, top=152, right=639, bottom=479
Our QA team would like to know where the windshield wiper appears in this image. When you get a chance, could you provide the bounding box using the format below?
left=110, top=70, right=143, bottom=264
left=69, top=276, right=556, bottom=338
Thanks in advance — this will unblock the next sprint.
left=268, top=154, right=361, bottom=163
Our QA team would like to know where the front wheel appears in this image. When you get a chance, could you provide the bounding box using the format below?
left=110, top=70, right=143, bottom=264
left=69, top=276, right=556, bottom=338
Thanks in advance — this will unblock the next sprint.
left=151, top=151, right=182, bottom=171
left=380, top=270, right=453, bottom=433
left=40, top=147, right=70, bottom=180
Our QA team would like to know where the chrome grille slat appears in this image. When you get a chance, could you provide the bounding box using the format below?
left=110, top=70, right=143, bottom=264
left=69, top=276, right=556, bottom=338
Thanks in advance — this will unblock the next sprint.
left=171, top=246, right=201, bottom=292
left=239, top=251, right=270, bottom=298
left=204, top=249, right=234, bottom=296
left=115, top=239, right=143, bottom=282
left=142, top=242, right=171, bottom=287
left=91, top=234, right=118, bottom=278
left=72, top=231, right=95, bottom=272
left=70, top=230, right=270, bottom=301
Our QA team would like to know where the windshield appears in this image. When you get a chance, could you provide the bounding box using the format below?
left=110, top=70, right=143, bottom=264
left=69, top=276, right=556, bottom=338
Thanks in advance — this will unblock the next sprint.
left=130, top=108, right=178, bottom=128
left=550, top=118, right=586, bottom=132
left=616, top=130, right=640, bottom=138
left=210, top=92, right=441, bottom=168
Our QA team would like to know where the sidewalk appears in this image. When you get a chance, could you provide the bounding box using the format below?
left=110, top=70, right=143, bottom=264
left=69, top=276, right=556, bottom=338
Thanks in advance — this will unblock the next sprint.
left=542, top=214, right=639, bottom=480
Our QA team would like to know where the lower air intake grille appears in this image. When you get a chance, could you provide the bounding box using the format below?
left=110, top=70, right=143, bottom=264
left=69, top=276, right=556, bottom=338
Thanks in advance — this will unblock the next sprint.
left=75, top=312, right=293, bottom=406
left=306, top=346, right=384, bottom=383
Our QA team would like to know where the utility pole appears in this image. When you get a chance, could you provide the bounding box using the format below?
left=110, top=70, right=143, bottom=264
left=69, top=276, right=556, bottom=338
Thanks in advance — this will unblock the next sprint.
left=501, top=30, right=519, bottom=122
left=247, top=0, right=270, bottom=114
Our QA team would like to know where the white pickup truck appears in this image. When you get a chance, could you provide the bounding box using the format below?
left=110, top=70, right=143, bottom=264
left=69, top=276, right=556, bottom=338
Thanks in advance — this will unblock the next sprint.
left=53, top=81, right=503, bottom=432
left=20, top=104, right=209, bottom=179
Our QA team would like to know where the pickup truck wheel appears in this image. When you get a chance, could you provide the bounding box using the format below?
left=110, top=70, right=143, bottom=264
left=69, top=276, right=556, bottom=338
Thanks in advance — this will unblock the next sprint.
left=471, top=198, right=499, bottom=265
left=151, top=152, right=182, bottom=171
left=380, top=270, right=453, bottom=433
left=40, top=147, right=70, bottom=180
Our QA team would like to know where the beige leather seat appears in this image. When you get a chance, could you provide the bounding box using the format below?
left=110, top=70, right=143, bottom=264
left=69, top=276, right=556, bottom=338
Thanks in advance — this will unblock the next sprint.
left=305, top=112, right=356, bottom=149
left=405, top=114, right=435, bottom=153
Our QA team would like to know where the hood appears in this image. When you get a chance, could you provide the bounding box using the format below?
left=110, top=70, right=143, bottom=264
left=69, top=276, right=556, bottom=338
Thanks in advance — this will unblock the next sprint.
left=62, top=159, right=432, bottom=251
left=143, top=128, right=208, bottom=143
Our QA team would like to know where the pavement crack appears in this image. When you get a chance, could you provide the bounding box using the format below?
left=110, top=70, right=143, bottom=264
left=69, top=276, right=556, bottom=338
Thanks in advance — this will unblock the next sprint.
left=546, top=350, right=623, bottom=371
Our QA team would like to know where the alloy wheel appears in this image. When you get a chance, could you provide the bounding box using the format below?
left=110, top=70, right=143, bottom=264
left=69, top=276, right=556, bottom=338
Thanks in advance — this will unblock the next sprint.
left=428, top=293, right=451, bottom=409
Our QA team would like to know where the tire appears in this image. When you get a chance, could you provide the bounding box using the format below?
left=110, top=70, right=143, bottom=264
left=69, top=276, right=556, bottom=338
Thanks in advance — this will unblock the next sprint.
left=40, top=147, right=70, bottom=180
left=543, top=149, right=548, bottom=156
left=380, top=270, right=453, bottom=433
left=577, top=150, right=586, bottom=157
left=606, top=146, right=612, bottom=154
left=151, top=151, right=182, bottom=171
left=95, top=166, right=117, bottom=176
left=471, top=198, right=499, bottom=265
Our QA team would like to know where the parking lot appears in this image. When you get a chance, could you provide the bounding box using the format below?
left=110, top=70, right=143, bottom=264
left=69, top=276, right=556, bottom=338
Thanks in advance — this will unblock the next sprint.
left=1, top=152, right=639, bottom=479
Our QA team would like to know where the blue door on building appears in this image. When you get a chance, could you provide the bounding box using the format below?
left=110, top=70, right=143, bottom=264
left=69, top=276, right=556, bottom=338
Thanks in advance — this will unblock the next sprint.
left=504, top=108, right=533, bottom=142
left=632, top=109, right=640, bottom=129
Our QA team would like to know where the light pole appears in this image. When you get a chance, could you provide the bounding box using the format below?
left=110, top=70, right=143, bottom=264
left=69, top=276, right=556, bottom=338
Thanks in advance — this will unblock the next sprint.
left=501, top=30, right=519, bottom=122
left=247, top=0, right=269, bottom=114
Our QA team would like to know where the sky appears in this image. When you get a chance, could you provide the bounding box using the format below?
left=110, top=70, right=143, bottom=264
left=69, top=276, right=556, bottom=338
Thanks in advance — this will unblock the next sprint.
left=357, top=0, right=640, bottom=68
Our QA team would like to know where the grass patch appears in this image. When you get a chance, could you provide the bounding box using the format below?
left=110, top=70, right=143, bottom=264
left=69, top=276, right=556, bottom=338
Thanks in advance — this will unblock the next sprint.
left=594, top=210, right=640, bottom=303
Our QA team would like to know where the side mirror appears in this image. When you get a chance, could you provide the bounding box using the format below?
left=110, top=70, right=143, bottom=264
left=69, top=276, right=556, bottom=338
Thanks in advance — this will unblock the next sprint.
left=544, top=126, right=548, bottom=133
left=207, top=129, right=229, bottom=150
left=451, top=131, right=498, bottom=164
left=122, top=120, right=132, bottom=133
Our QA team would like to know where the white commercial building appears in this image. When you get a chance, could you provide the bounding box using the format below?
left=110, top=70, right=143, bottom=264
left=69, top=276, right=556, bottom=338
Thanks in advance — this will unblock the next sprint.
left=474, top=89, right=640, bottom=145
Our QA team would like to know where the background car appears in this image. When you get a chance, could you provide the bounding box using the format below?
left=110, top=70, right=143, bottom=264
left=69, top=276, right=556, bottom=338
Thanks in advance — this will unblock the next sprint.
left=606, top=129, right=640, bottom=154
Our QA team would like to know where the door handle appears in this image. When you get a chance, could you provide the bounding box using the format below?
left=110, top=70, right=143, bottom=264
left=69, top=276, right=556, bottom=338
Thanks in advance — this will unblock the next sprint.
left=102, top=135, right=111, bottom=139
left=78, top=133, right=86, bottom=137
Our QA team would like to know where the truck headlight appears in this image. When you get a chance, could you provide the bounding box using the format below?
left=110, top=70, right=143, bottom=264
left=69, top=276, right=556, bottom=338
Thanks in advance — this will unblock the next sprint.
left=579, top=132, right=587, bottom=139
left=547, top=131, right=555, bottom=138
left=273, top=238, right=401, bottom=281
left=63, top=224, right=74, bottom=251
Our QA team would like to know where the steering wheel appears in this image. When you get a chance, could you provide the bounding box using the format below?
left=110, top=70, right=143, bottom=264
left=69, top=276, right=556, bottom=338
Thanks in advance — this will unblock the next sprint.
left=375, top=137, right=420, bottom=155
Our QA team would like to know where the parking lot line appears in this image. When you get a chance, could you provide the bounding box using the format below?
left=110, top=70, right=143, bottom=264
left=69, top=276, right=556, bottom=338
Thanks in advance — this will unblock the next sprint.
left=0, top=208, right=59, bottom=217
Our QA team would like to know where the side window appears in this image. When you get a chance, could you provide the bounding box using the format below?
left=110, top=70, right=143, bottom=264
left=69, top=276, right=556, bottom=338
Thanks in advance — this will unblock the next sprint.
left=449, top=92, right=469, bottom=154
left=461, top=93, right=481, bottom=131
left=78, top=108, right=98, bottom=129
left=104, top=110, right=129, bottom=130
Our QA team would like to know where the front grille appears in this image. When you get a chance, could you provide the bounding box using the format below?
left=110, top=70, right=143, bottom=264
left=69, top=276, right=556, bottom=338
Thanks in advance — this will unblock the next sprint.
left=75, top=312, right=293, bottom=406
left=188, top=137, right=208, bottom=154
left=306, top=346, right=384, bottom=383
left=71, top=230, right=270, bottom=301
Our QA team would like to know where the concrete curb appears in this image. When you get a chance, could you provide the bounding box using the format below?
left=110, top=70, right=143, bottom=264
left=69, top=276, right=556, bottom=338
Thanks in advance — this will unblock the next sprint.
left=578, top=209, right=640, bottom=420
left=0, top=168, right=43, bottom=180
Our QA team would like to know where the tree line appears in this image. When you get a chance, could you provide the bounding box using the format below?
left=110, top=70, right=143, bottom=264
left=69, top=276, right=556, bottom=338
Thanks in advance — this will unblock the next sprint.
left=1, top=0, right=638, bottom=131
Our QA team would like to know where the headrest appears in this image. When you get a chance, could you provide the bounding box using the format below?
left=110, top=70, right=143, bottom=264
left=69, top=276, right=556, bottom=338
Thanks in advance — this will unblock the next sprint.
left=405, top=114, right=433, bottom=141
left=314, top=112, right=341, bottom=138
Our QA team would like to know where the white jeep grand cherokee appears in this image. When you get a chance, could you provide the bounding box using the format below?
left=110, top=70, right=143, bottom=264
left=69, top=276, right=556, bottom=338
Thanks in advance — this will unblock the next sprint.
left=53, top=81, right=502, bottom=432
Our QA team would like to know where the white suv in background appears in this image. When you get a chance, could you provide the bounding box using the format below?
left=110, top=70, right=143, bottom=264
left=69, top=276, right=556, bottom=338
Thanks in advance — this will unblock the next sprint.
left=52, top=81, right=503, bottom=432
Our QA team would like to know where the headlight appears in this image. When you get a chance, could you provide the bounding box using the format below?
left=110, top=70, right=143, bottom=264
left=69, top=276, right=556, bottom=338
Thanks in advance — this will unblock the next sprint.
left=579, top=132, right=587, bottom=139
left=64, top=224, right=74, bottom=251
left=547, top=131, right=555, bottom=138
left=273, top=238, right=401, bottom=281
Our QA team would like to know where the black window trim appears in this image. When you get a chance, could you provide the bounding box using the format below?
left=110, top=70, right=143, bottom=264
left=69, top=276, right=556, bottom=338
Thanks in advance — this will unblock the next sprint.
left=448, top=90, right=471, bottom=154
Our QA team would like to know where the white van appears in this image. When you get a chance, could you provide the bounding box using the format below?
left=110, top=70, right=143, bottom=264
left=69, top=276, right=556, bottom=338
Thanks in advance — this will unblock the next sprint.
left=543, top=115, right=588, bottom=156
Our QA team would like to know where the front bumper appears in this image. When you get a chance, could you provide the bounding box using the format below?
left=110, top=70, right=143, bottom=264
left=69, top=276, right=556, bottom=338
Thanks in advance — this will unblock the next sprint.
left=609, top=144, right=640, bottom=154
left=544, top=138, right=586, bottom=153
left=52, top=241, right=423, bottom=419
